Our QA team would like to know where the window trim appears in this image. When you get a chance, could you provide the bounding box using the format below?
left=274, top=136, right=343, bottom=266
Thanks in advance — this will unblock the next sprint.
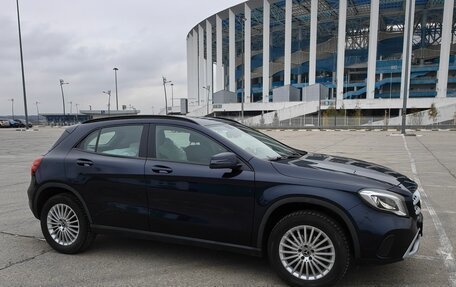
left=73, top=123, right=149, bottom=160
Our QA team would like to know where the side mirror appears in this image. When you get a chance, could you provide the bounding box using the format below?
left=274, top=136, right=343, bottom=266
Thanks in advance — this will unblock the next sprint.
left=209, top=152, right=241, bottom=170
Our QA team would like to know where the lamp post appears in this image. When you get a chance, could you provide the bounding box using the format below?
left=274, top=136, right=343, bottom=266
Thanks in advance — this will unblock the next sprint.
left=113, top=67, right=119, bottom=110
left=15, top=0, right=29, bottom=128
left=75, top=103, right=79, bottom=122
left=69, top=101, right=73, bottom=114
left=35, top=101, right=40, bottom=124
left=9, top=99, right=14, bottom=119
left=171, top=83, right=174, bottom=108
left=239, top=16, right=247, bottom=123
left=59, top=79, right=69, bottom=115
left=401, top=0, right=414, bottom=134
left=102, top=90, right=112, bottom=115
left=203, top=85, right=211, bottom=116
left=35, top=101, right=39, bottom=117
left=162, top=77, right=172, bottom=115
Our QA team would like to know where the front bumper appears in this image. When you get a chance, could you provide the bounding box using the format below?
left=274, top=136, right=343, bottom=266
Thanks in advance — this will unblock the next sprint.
left=403, top=229, right=421, bottom=259
left=350, top=201, right=423, bottom=263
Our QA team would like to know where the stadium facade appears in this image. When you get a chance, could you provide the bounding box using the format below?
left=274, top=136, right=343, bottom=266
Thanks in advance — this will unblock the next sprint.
left=186, top=0, right=456, bottom=125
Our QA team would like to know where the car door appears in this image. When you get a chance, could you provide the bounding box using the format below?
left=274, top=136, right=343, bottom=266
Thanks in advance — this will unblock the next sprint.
left=65, top=124, right=149, bottom=230
left=145, top=124, right=255, bottom=246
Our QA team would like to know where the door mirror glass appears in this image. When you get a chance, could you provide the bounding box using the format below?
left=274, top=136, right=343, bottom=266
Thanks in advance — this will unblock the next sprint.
left=209, top=152, right=241, bottom=170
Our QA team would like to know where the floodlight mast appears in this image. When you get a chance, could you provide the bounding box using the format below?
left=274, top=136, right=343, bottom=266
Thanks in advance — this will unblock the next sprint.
left=162, top=77, right=172, bottom=115
left=59, top=79, right=69, bottom=115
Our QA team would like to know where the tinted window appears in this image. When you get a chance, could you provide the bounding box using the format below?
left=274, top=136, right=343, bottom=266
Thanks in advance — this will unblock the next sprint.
left=155, top=125, right=226, bottom=165
left=77, top=125, right=144, bottom=157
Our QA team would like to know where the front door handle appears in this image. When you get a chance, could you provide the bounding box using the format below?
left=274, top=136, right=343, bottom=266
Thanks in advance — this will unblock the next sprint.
left=76, top=159, right=94, bottom=167
left=151, top=165, right=173, bottom=174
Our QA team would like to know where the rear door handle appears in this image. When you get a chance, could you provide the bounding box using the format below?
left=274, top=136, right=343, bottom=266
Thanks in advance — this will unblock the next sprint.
left=76, top=159, right=94, bottom=167
left=151, top=165, right=173, bottom=174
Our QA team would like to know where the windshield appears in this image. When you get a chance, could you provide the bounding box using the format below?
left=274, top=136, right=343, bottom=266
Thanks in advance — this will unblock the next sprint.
left=207, top=123, right=303, bottom=160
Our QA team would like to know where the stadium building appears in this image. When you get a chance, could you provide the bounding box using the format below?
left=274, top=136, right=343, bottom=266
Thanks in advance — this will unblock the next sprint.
left=186, top=0, right=456, bottom=126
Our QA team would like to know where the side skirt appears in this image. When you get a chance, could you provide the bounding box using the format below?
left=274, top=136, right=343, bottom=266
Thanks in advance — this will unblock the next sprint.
left=91, top=225, right=262, bottom=257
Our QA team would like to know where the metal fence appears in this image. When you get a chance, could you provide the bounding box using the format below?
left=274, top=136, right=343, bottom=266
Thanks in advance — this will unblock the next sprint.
left=220, top=115, right=456, bottom=130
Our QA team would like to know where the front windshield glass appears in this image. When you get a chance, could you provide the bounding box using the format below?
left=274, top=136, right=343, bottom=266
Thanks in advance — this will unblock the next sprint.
left=207, top=123, right=302, bottom=160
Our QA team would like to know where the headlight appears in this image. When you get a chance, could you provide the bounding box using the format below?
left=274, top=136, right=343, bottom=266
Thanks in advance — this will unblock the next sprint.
left=359, top=189, right=408, bottom=217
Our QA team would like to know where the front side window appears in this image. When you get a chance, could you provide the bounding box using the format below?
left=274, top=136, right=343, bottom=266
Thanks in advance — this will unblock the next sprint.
left=77, top=125, right=144, bottom=157
left=155, top=125, right=226, bottom=165
left=207, top=123, right=301, bottom=160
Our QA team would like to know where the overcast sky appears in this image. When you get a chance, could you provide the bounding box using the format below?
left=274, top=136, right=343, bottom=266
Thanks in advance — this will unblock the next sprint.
left=0, top=0, right=242, bottom=116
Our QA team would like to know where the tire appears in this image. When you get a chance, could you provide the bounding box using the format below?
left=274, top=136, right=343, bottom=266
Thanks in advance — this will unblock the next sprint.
left=40, top=193, right=95, bottom=254
left=268, top=211, right=350, bottom=287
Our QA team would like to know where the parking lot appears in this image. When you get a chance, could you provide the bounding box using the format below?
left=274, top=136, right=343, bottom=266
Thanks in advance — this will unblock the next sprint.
left=0, top=127, right=455, bottom=287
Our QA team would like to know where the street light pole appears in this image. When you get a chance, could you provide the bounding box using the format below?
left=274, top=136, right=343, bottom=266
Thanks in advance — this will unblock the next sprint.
left=69, top=101, right=73, bottom=114
left=171, top=83, right=174, bottom=108
left=59, top=79, right=69, bottom=115
left=9, top=99, right=15, bottom=119
left=35, top=101, right=39, bottom=117
left=102, top=90, right=111, bottom=115
left=203, top=86, right=211, bottom=116
left=240, top=16, right=247, bottom=123
left=15, top=0, right=29, bottom=128
left=401, top=0, right=414, bottom=134
left=162, top=77, right=171, bottom=115
left=113, top=67, right=119, bottom=110
left=75, top=104, right=79, bottom=122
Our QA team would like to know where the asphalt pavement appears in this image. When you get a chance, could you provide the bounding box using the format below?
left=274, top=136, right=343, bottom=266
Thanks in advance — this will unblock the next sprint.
left=0, top=127, right=455, bottom=286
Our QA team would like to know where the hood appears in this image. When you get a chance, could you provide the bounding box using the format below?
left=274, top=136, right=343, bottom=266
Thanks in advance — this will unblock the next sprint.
left=272, top=152, right=417, bottom=192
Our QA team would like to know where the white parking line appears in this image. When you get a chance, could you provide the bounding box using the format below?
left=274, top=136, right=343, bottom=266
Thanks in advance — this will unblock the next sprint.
left=402, top=135, right=456, bottom=287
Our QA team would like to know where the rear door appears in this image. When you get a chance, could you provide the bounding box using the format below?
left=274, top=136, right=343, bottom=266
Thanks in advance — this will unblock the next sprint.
left=145, top=124, right=255, bottom=246
left=65, top=124, right=149, bottom=230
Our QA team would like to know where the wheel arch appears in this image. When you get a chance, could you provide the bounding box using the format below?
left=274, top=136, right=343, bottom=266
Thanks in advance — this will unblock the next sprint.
left=34, top=182, right=93, bottom=224
left=257, top=197, right=360, bottom=259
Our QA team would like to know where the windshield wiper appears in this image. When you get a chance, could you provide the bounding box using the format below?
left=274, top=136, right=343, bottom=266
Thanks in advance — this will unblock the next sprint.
left=268, top=153, right=302, bottom=161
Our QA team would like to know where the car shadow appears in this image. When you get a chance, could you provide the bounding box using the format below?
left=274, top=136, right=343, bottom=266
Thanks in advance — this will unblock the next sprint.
left=84, top=235, right=419, bottom=286
left=86, top=235, right=283, bottom=285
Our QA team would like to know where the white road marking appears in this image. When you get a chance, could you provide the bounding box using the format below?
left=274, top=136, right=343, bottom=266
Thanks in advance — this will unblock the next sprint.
left=402, top=135, right=456, bottom=287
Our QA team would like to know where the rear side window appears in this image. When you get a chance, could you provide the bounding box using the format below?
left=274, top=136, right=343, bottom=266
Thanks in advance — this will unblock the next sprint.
left=77, top=125, right=144, bottom=158
left=77, top=130, right=99, bottom=152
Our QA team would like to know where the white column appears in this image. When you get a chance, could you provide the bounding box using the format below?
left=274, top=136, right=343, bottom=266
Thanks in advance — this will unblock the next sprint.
left=244, top=3, right=252, bottom=103
left=284, top=0, right=292, bottom=86
left=198, top=25, right=205, bottom=105
left=186, top=34, right=192, bottom=100
left=263, top=0, right=270, bottom=102
left=436, top=0, right=455, bottom=98
left=206, top=20, right=213, bottom=105
left=366, top=0, right=380, bottom=99
left=192, top=30, right=199, bottom=103
left=336, top=0, right=347, bottom=108
left=216, top=15, right=224, bottom=92
left=400, top=0, right=416, bottom=99
left=229, top=10, right=236, bottom=93
left=309, top=0, right=318, bottom=85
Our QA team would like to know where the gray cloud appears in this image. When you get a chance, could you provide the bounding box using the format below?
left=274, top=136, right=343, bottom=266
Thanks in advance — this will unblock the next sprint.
left=0, top=0, right=241, bottom=116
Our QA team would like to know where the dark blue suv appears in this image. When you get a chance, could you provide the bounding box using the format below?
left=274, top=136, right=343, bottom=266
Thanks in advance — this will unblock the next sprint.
left=28, top=116, right=423, bottom=287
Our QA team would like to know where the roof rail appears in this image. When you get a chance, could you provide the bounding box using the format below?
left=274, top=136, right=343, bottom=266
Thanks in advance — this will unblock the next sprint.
left=203, top=116, right=246, bottom=126
left=83, top=115, right=198, bottom=124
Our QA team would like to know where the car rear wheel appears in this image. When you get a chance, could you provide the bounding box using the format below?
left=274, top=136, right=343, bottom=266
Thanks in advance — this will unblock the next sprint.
left=40, top=194, right=95, bottom=254
left=268, top=211, right=350, bottom=287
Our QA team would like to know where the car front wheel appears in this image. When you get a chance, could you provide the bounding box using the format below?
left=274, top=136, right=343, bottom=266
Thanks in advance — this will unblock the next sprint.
left=40, top=194, right=95, bottom=254
left=268, top=211, right=351, bottom=287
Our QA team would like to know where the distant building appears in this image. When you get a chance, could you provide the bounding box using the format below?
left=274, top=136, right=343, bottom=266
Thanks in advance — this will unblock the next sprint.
left=186, top=0, right=456, bottom=125
left=42, top=109, right=140, bottom=125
